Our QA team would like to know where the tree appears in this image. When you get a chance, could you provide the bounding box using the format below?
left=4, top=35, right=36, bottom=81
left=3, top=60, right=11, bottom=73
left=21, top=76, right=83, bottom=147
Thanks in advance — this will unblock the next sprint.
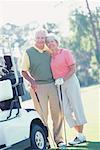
left=43, top=23, right=59, bottom=34
left=66, top=8, right=100, bottom=86
left=85, top=0, right=100, bottom=64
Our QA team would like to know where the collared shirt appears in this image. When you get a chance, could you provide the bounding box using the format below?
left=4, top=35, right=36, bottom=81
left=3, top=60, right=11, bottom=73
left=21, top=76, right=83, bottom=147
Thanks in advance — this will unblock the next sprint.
left=51, top=48, right=76, bottom=79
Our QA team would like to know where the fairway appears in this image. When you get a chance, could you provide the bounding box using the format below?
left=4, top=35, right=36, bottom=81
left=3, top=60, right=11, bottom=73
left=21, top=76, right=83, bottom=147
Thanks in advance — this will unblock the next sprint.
left=22, top=85, right=100, bottom=150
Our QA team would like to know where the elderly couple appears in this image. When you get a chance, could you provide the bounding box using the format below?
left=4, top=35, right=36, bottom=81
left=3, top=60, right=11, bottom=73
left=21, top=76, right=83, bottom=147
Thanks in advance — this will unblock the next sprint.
left=21, top=29, right=87, bottom=149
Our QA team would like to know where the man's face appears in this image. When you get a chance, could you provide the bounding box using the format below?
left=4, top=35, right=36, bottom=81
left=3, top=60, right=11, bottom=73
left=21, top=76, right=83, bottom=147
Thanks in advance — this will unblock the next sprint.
left=35, top=31, right=46, bottom=46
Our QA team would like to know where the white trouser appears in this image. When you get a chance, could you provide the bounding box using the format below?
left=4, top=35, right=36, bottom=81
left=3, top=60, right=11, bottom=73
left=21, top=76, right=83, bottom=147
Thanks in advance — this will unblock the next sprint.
left=58, top=74, right=87, bottom=128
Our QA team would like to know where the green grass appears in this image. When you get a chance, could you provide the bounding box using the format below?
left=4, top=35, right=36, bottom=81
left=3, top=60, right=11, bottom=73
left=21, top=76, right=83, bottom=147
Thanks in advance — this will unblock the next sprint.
left=49, top=85, right=100, bottom=150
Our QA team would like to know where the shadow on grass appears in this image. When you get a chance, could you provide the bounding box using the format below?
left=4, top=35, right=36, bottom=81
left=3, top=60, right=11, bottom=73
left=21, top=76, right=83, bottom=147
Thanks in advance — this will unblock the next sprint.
left=86, top=141, right=100, bottom=150
left=67, top=141, right=100, bottom=150
left=50, top=141, right=100, bottom=150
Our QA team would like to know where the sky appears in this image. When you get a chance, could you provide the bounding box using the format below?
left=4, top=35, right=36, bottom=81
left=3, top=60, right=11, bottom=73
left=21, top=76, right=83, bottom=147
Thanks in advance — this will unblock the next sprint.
left=0, top=0, right=99, bottom=35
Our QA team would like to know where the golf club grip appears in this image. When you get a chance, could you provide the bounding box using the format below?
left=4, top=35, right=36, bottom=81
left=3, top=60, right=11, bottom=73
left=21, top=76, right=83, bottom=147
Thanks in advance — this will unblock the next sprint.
left=60, top=85, right=63, bottom=101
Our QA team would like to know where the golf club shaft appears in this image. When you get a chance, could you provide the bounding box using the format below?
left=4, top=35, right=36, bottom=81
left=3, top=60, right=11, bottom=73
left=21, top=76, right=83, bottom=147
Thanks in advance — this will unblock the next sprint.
left=59, top=85, right=67, bottom=145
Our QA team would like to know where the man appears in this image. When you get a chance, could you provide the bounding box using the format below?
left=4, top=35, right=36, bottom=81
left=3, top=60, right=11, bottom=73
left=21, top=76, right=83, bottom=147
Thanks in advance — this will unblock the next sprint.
left=21, top=29, right=66, bottom=149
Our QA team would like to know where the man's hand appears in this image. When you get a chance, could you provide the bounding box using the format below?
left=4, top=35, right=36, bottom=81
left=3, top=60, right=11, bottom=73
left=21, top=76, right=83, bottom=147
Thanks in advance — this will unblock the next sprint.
left=55, top=78, right=64, bottom=86
left=22, top=71, right=37, bottom=91
left=30, top=79, right=37, bottom=91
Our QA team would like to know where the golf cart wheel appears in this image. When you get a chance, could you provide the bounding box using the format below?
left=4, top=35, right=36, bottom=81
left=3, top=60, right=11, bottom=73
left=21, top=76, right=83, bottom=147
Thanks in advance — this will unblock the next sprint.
left=30, top=124, right=48, bottom=150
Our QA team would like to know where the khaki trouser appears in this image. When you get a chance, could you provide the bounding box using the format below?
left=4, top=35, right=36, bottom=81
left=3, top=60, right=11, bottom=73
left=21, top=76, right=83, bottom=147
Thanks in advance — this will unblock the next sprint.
left=30, top=82, right=64, bottom=144
left=58, top=74, right=87, bottom=128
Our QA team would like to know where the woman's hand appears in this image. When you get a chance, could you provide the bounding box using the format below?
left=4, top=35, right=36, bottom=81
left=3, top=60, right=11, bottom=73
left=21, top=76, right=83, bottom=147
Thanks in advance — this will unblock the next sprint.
left=55, top=78, right=64, bottom=86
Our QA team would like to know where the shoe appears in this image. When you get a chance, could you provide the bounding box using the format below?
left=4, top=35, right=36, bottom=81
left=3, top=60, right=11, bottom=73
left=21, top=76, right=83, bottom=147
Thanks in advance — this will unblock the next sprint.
left=57, top=142, right=67, bottom=149
left=68, top=135, right=86, bottom=146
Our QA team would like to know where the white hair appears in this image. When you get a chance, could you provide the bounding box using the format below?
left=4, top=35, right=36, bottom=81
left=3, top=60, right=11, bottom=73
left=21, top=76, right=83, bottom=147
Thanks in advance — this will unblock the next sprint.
left=33, top=27, right=47, bottom=39
left=46, top=33, right=60, bottom=45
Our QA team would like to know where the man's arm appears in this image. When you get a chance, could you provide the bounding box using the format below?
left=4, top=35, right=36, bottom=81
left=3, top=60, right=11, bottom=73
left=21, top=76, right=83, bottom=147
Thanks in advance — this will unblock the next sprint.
left=22, top=71, right=37, bottom=91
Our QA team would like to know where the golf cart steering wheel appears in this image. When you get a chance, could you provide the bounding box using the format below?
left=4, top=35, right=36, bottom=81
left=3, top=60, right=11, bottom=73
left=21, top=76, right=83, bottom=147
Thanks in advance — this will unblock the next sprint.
left=0, top=66, right=9, bottom=77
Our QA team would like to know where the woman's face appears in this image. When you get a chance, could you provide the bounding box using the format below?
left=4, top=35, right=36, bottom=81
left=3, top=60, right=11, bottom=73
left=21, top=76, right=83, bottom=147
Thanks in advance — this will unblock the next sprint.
left=46, top=39, right=58, bottom=52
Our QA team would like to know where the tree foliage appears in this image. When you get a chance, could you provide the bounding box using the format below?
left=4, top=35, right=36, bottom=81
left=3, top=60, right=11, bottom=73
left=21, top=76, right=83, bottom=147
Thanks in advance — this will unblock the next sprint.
left=0, top=7, right=99, bottom=87
left=64, top=7, right=100, bottom=86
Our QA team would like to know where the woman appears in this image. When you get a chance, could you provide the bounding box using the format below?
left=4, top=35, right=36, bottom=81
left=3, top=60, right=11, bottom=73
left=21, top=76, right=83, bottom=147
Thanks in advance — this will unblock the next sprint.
left=46, top=34, right=87, bottom=146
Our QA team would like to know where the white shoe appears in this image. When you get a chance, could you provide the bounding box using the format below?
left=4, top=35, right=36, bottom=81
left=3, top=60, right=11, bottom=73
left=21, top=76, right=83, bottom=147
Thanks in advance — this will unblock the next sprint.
left=68, top=135, right=86, bottom=146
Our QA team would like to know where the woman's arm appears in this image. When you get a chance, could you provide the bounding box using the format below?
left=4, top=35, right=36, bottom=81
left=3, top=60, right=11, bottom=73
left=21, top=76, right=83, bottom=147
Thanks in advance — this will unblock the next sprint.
left=64, top=64, right=76, bottom=81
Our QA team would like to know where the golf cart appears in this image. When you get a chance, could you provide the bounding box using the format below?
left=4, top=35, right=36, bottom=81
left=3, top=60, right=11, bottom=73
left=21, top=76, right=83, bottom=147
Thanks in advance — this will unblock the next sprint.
left=0, top=43, right=49, bottom=149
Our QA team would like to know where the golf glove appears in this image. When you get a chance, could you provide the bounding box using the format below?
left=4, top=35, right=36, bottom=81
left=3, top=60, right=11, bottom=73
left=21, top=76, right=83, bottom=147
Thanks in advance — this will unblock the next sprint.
left=55, top=78, right=64, bottom=86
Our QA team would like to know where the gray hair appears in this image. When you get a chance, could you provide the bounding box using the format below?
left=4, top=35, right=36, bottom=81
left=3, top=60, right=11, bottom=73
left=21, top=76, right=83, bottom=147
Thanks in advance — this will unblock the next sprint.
left=46, top=33, right=60, bottom=45
left=33, top=27, right=47, bottom=39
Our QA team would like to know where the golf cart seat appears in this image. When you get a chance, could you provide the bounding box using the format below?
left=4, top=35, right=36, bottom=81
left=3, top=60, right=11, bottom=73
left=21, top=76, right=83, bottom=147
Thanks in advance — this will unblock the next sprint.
left=0, top=55, right=24, bottom=111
